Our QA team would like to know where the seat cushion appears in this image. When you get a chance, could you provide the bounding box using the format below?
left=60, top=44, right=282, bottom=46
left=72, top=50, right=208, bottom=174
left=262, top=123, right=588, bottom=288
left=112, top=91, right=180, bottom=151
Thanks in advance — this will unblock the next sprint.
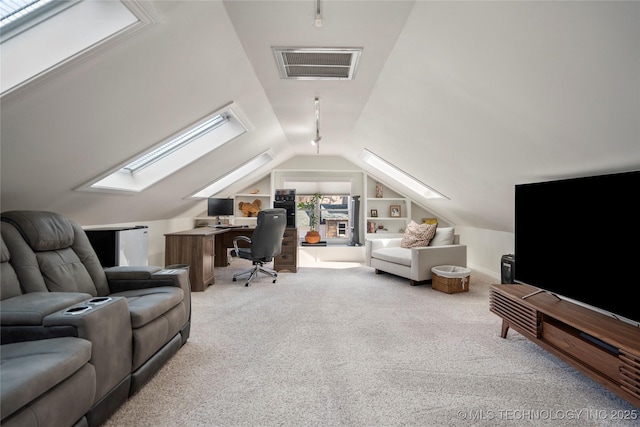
left=371, top=247, right=412, bottom=267
left=111, top=287, right=184, bottom=329
left=1, top=337, right=93, bottom=420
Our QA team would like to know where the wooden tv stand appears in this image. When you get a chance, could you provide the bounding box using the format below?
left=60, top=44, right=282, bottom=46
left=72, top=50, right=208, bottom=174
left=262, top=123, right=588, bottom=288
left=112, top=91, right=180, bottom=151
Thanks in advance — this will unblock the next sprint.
left=490, top=284, right=640, bottom=408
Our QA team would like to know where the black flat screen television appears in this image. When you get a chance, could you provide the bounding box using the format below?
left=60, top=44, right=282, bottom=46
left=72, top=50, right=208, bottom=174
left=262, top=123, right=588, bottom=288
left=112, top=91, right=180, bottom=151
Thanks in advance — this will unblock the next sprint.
left=515, top=170, right=639, bottom=325
left=207, top=198, right=234, bottom=217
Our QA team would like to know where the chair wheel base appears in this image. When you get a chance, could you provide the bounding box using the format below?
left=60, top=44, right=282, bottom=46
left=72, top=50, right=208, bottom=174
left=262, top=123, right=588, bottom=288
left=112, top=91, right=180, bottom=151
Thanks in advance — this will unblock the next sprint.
left=232, top=265, right=278, bottom=287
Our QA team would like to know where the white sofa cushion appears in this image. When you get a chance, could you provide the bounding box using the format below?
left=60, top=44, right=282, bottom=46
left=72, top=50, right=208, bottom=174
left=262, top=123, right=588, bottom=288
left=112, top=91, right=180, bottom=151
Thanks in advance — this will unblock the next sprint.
left=371, top=247, right=411, bottom=267
left=430, top=227, right=455, bottom=246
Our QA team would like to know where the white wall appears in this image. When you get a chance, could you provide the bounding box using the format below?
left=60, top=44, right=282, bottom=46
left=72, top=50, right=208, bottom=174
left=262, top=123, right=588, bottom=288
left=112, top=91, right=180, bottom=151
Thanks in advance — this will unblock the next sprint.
left=457, top=226, right=513, bottom=280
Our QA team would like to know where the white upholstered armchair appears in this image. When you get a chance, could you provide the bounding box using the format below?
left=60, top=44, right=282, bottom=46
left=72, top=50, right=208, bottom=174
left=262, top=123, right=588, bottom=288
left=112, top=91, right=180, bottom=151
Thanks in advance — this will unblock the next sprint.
left=365, top=227, right=467, bottom=286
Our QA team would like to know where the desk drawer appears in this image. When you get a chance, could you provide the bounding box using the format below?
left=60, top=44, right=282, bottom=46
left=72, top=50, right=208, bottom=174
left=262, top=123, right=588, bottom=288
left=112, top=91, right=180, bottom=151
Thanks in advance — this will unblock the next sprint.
left=275, top=262, right=297, bottom=273
left=282, top=230, right=297, bottom=240
left=278, top=245, right=296, bottom=256
left=275, top=228, right=298, bottom=273
left=276, top=252, right=295, bottom=263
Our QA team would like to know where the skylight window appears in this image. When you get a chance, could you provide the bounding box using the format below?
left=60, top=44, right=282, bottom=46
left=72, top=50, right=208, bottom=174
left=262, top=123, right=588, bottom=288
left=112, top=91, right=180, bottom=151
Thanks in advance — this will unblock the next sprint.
left=121, top=114, right=228, bottom=173
left=77, top=104, right=248, bottom=194
left=1, top=0, right=59, bottom=31
left=360, top=149, right=447, bottom=199
left=191, top=151, right=274, bottom=199
left=1, top=0, right=47, bottom=25
left=1, top=1, right=151, bottom=97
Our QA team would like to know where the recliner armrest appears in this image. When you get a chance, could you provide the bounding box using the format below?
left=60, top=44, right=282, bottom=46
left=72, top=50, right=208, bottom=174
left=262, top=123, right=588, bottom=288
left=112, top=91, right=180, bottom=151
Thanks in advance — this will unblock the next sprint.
left=104, top=265, right=163, bottom=280
left=105, top=265, right=185, bottom=293
left=1, top=292, right=92, bottom=326
left=0, top=292, right=92, bottom=344
left=105, top=266, right=191, bottom=318
left=43, top=297, right=133, bottom=403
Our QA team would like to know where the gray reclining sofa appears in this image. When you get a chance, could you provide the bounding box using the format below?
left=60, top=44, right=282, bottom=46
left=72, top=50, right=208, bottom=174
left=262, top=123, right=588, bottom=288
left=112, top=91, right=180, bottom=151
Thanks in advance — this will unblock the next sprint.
left=1, top=210, right=191, bottom=426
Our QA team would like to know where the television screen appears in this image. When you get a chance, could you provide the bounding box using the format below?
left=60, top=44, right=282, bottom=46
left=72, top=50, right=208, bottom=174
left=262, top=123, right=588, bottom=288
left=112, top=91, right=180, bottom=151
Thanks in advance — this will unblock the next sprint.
left=207, top=198, right=234, bottom=217
left=515, top=171, right=639, bottom=324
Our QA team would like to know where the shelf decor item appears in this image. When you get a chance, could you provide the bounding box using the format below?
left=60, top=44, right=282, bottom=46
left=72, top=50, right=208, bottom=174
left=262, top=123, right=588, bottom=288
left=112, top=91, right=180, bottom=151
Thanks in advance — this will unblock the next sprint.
left=390, top=205, right=401, bottom=217
left=375, top=183, right=383, bottom=198
left=370, top=209, right=378, bottom=217
left=238, top=199, right=263, bottom=217
left=297, top=192, right=322, bottom=243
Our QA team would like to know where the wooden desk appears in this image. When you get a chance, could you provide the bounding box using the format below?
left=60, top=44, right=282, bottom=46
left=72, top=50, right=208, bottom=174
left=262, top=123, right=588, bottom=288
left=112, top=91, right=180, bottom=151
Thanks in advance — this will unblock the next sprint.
left=214, top=227, right=254, bottom=267
left=164, top=228, right=227, bottom=292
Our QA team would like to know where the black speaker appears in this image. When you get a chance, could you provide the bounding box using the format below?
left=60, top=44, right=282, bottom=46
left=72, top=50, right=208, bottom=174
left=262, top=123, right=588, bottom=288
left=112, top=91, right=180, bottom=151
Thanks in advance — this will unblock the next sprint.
left=501, top=254, right=515, bottom=284
left=274, top=189, right=296, bottom=228
left=348, top=195, right=361, bottom=246
left=274, top=200, right=295, bottom=228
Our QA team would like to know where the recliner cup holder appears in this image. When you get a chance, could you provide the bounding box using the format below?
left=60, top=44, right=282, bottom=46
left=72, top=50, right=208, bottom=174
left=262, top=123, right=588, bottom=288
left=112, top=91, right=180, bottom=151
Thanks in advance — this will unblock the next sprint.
left=88, top=297, right=112, bottom=305
left=64, top=306, right=92, bottom=315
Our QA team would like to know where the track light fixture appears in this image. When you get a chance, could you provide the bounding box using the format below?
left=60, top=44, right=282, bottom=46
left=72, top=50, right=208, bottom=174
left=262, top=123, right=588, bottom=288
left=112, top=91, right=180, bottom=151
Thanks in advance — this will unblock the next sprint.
left=314, top=0, right=323, bottom=27
left=311, top=97, right=321, bottom=154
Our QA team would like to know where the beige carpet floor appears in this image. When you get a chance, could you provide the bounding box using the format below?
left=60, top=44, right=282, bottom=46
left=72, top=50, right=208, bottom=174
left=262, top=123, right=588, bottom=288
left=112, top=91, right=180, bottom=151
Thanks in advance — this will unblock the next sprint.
left=104, top=261, right=638, bottom=426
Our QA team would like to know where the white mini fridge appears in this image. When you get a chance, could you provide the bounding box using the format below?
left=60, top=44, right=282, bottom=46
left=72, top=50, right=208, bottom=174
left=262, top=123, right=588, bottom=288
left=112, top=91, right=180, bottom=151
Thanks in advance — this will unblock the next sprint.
left=85, top=226, right=149, bottom=267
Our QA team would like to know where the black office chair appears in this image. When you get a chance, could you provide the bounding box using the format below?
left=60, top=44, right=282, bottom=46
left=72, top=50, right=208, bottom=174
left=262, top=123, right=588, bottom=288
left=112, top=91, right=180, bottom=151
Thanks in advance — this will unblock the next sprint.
left=232, top=208, right=287, bottom=286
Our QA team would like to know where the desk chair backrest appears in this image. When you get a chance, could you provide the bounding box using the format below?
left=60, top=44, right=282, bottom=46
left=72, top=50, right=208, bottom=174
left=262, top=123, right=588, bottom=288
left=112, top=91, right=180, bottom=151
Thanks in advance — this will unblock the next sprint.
left=249, top=208, right=287, bottom=262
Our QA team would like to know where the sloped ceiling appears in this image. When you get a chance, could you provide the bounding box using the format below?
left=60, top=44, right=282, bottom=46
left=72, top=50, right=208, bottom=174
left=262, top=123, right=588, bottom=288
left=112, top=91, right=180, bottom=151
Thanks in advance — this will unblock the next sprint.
left=1, top=1, right=638, bottom=231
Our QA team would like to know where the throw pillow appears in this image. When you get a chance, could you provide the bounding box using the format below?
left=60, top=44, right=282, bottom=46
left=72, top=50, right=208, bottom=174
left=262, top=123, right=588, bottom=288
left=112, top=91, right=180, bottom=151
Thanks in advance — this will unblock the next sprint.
left=430, top=227, right=455, bottom=246
left=400, top=221, right=437, bottom=248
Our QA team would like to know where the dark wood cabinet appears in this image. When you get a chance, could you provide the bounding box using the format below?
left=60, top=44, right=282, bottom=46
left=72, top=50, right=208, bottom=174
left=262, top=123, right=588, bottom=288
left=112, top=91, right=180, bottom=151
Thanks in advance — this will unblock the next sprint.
left=490, top=284, right=640, bottom=408
left=274, top=228, right=298, bottom=273
left=214, top=228, right=252, bottom=267
left=165, top=228, right=224, bottom=292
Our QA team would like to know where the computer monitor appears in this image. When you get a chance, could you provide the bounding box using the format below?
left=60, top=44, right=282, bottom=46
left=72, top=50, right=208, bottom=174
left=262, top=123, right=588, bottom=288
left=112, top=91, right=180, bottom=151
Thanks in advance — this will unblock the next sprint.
left=207, top=198, right=234, bottom=223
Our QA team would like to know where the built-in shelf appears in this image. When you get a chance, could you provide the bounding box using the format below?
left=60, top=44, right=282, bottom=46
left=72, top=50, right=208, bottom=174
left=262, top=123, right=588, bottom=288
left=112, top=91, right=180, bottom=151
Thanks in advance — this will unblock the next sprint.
left=233, top=193, right=271, bottom=225
left=364, top=178, right=410, bottom=236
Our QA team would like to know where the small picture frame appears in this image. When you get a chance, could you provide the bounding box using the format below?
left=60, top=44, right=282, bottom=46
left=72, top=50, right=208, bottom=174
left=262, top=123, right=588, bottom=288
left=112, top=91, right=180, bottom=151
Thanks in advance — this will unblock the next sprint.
left=370, top=209, right=378, bottom=218
left=390, top=205, right=401, bottom=217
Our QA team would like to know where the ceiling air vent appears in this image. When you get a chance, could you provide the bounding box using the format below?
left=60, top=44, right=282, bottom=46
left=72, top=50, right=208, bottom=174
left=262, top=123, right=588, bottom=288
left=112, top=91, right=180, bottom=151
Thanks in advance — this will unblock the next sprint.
left=272, top=47, right=362, bottom=80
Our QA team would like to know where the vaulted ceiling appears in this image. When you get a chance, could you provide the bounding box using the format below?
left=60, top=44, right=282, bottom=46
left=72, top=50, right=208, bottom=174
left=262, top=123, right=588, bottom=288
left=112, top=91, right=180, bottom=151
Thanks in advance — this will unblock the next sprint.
left=1, top=1, right=638, bottom=231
